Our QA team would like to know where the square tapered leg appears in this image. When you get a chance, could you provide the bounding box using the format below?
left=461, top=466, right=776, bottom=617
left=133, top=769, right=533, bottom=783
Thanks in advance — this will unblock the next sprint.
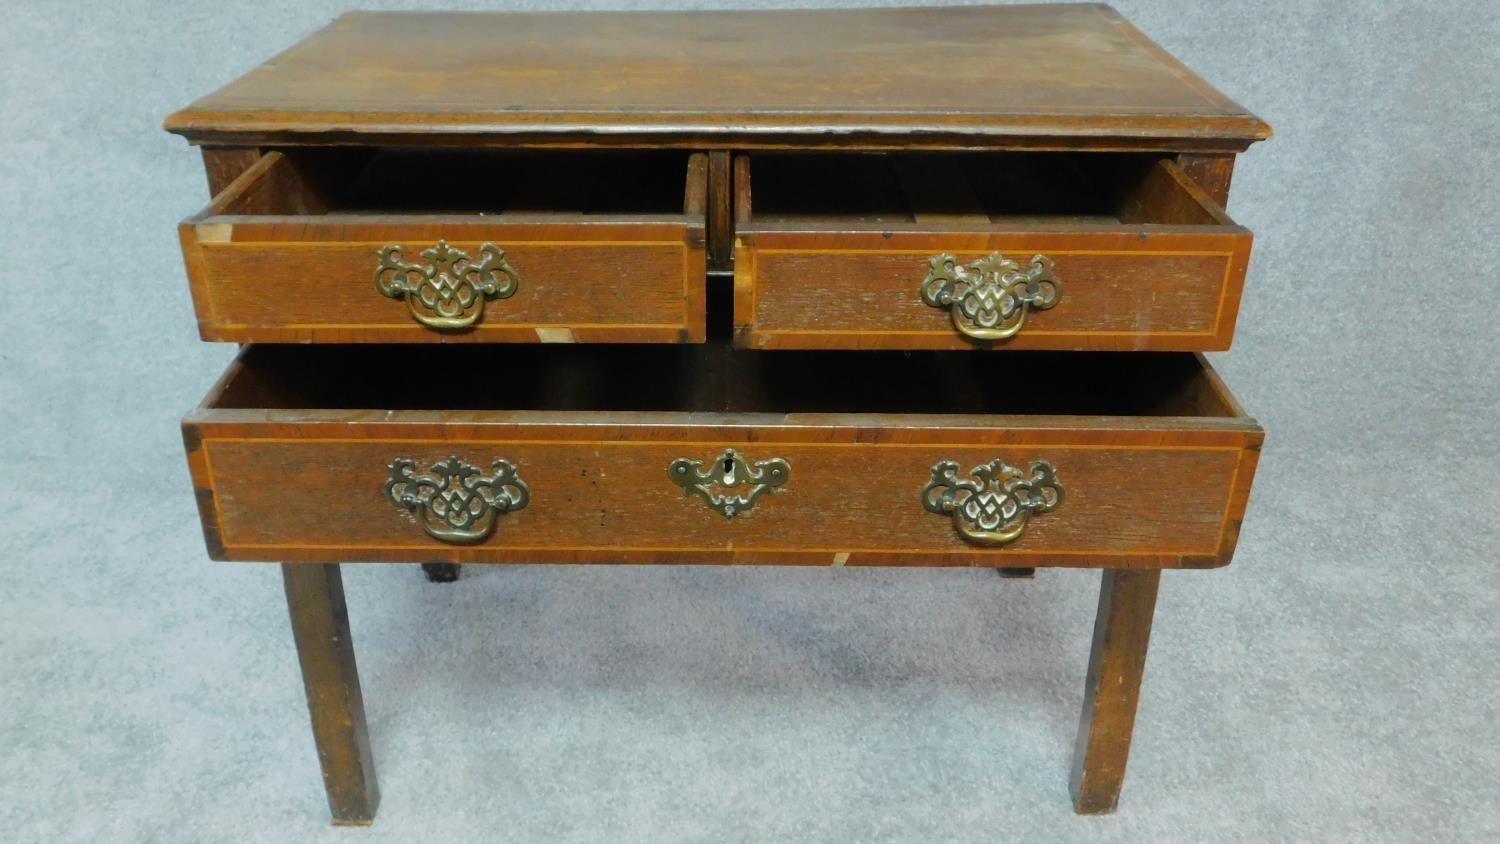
left=283, top=564, right=380, bottom=825
left=1069, top=568, right=1161, bottom=814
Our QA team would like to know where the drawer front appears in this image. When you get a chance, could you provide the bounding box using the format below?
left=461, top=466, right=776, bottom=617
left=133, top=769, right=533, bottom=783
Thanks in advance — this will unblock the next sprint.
left=185, top=418, right=1260, bottom=569
left=733, top=155, right=1252, bottom=351
left=179, top=152, right=707, bottom=343
left=183, top=225, right=704, bottom=343
left=735, top=229, right=1250, bottom=351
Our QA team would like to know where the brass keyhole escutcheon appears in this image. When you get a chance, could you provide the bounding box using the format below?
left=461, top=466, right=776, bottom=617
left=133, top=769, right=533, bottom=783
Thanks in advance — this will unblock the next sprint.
left=669, top=448, right=791, bottom=519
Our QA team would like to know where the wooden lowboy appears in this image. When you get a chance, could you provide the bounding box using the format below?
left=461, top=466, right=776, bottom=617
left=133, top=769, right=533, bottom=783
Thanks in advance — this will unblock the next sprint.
left=166, top=5, right=1269, bottom=824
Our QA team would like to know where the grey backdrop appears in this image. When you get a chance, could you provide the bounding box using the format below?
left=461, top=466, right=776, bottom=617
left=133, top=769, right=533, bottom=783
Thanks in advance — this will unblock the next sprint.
left=2, top=0, right=1496, bottom=841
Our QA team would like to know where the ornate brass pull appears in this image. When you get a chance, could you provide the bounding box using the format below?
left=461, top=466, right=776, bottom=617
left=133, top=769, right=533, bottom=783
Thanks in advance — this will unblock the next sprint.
left=668, top=448, right=790, bottom=519
left=374, top=240, right=519, bottom=330
left=384, top=456, right=529, bottom=544
left=921, top=460, right=1063, bottom=546
left=919, top=252, right=1060, bottom=341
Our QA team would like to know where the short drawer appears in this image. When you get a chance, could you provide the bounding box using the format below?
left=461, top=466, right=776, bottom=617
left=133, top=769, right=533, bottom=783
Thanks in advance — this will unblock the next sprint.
left=179, top=149, right=707, bottom=343
left=733, top=153, right=1252, bottom=351
left=184, top=345, right=1261, bottom=568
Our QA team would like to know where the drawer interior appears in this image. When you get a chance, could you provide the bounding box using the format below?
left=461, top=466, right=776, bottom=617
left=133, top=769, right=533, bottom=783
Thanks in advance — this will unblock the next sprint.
left=737, top=152, right=1230, bottom=227
left=210, top=148, right=702, bottom=218
left=207, top=345, right=1244, bottom=419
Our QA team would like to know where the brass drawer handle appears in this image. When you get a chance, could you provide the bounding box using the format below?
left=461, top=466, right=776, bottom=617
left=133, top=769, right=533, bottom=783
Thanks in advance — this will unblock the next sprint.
left=919, top=252, right=1060, bottom=341
left=668, top=448, right=790, bottom=519
left=921, top=460, right=1063, bottom=546
left=384, top=456, right=530, bottom=544
left=375, top=240, right=519, bottom=330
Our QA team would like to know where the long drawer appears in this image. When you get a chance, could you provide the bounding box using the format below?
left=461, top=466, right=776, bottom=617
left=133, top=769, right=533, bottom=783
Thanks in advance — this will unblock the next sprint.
left=184, top=345, right=1262, bottom=568
left=179, top=149, right=707, bottom=343
left=733, top=152, right=1253, bottom=351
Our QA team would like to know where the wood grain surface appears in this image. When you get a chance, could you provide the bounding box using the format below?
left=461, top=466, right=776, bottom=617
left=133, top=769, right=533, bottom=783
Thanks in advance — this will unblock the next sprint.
left=283, top=564, right=380, bottom=825
left=734, top=156, right=1251, bottom=351
left=180, top=151, right=707, bottom=343
left=163, top=6, right=1270, bottom=151
left=183, top=346, right=1262, bottom=568
left=200, top=147, right=262, bottom=197
left=1070, top=568, right=1161, bottom=814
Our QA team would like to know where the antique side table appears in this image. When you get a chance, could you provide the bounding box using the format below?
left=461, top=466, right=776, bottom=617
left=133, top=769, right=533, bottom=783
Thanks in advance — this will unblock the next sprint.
left=166, top=5, right=1268, bottom=824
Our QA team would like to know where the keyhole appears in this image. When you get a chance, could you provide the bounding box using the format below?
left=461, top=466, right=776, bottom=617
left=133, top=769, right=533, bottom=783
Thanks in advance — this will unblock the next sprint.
left=722, top=457, right=735, bottom=485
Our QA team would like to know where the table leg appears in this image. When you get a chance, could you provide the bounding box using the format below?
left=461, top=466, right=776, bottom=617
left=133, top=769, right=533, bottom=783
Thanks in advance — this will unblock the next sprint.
left=283, top=564, right=380, bottom=826
left=421, top=563, right=460, bottom=583
left=1069, top=568, right=1161, bottom=814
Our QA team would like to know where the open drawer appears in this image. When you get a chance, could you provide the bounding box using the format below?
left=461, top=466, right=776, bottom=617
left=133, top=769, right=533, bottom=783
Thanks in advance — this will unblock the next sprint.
left=179, top=149, right=707, bottom=343
left=184, top=345, right=1262, bottom=568
left=732, top=153, right=1252, bottom=351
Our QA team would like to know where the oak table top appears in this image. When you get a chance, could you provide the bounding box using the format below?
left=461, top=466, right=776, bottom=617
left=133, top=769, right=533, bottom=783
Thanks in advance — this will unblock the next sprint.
left=164, top=5, right=1269, bottom=151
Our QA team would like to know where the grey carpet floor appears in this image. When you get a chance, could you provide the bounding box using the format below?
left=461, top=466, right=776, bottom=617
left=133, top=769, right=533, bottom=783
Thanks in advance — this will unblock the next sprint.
left=2, top=1, right=1497, bottom=841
